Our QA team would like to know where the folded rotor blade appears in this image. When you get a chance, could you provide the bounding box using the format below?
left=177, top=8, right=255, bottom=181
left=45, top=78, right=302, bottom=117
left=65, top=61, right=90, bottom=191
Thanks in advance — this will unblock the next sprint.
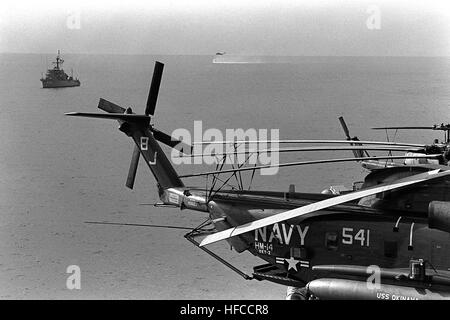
left=372, top=126, right=435, bottom=130
left=174, top=146, right=424, bottom=158
left=179, top=154, right=441, bottom=178
left=191, top=139, right=425, bottom=147
left=200, top=169, right=450, bottom=246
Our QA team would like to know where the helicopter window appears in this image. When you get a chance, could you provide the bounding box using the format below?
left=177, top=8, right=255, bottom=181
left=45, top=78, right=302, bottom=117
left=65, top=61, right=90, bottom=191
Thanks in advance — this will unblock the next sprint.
left=384, top=240, right=397, bottom=258
left=325, top=232, right=339, bottom=250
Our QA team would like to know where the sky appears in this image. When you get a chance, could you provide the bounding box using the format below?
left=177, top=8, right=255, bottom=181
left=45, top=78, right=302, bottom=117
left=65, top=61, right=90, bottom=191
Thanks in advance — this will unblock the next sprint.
left=1, top=0, right=450, bottom=56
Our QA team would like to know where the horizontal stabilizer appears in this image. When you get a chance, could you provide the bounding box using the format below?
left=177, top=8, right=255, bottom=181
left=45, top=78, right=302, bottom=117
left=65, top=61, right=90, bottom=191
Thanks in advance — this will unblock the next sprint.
left=65, top=112, right=150, bottom=125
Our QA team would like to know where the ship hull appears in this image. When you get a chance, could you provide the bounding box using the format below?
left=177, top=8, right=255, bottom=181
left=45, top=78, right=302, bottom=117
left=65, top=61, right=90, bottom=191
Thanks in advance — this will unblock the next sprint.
left=41, top=80, right=80, bottom=88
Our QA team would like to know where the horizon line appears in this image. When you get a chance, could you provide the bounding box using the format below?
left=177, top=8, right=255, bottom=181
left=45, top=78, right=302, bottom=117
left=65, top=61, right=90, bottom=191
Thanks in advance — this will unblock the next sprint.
left=1, top=52, right=450, bottom=58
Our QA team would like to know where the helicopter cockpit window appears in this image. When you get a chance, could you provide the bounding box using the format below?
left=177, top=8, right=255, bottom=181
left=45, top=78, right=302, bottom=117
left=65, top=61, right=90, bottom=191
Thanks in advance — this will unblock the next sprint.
left=325, top=232, right=339, bottom=250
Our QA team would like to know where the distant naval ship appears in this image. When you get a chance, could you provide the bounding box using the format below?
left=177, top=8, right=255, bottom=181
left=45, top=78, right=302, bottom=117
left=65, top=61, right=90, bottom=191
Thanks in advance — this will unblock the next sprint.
left=40, top=50, right=80, bottom=88
left=212, top=51, right=267, bottom=64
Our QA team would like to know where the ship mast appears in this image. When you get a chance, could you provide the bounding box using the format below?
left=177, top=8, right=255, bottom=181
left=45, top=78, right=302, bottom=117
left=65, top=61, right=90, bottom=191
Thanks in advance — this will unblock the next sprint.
left=54, top=50, right=64, bottom=70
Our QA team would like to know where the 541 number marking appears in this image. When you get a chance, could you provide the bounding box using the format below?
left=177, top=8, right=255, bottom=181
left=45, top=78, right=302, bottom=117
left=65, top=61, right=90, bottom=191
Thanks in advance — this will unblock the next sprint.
left=342, top=227, right=370, bottom=247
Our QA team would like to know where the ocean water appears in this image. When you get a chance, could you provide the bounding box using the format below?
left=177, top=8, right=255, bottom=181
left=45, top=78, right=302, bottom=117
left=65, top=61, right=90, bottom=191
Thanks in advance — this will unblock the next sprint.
left=0, top=54, right=449, bottom=299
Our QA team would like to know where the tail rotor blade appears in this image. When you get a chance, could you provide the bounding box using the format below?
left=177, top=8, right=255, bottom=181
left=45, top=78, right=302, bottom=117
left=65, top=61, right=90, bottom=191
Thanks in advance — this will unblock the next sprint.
left=126, top=145, right=141, bottom=189
left=153, top=128, right=192, bottom=154
left=152, top=128, right=178, bottom=147
left=145, top=61, right=164, bottom=116
left=98, top=98, right=126, bottom=114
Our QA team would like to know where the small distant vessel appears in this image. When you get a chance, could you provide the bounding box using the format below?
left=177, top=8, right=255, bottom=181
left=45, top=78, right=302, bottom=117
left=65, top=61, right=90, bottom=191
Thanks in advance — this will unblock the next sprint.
left=40, top=50, right=80, bottom=88
left=213, top=51, right=226, bottom=63
left=212, top=52, right=266, bottom=64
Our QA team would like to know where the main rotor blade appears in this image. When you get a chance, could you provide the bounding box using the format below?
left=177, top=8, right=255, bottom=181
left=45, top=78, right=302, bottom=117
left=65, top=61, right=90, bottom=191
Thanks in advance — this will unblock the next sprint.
left=372, top=126, right=435, bottom=130
left=146, top=61, right=164, bottom=116
left=191, top=139, right=425, bottom=147
left=85, top=221, right=195, bottom=231
left=200, top=169, right=450, bottom=246
left=98, top=98, right=126, bottom=114
left=126, top=145, right=140, bottom=189
left=174, top=146, right=424, bottom=158
left=179, top=154, right=441, bottom=178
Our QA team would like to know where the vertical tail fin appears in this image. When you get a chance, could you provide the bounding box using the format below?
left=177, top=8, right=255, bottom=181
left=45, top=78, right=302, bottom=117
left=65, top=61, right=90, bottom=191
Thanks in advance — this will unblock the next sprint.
left=122, top=120, right=184, bottom=189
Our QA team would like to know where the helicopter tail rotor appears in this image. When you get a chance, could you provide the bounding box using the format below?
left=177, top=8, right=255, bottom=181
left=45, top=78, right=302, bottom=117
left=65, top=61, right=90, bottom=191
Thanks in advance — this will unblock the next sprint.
left=67, top=61, right=190, bottom=190
left=338, top=116, right=368, bottom=158
left=123, top=61, right=164, bottom=189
